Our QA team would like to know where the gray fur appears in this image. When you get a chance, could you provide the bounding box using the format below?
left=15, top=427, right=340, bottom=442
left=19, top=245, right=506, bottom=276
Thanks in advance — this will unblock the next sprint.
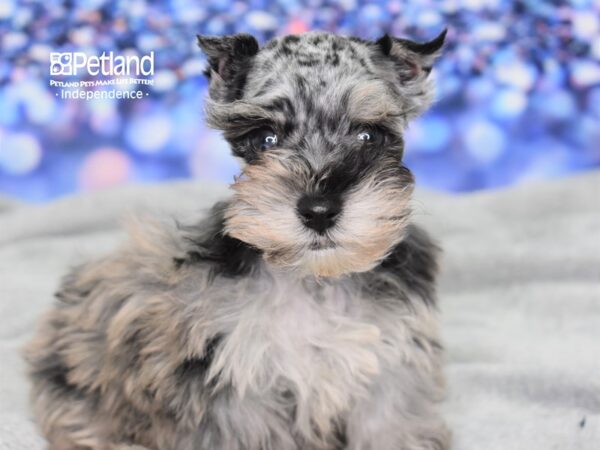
left=25, top=31, right=449, bottom=450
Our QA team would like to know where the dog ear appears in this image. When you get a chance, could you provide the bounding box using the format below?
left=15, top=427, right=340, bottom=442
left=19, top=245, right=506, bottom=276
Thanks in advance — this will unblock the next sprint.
left=197, top=33, right=260, bottom=102
left=374, top=30, right=446, bottom=120
left=375, top=29, right=446, bottom=83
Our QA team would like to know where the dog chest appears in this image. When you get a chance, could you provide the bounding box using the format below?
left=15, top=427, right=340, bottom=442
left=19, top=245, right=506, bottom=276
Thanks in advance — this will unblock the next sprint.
left=207, top=271, right=383, bottom=417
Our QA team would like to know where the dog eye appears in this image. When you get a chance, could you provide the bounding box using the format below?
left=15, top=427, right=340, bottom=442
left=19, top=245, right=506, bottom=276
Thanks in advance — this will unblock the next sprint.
left=250, top=128, right=278, bottom=151
left=263, top=134, right=277, bottom=148
left=357, top=131, right=372, bottom=142
left=356, top=127, right=387, bottom=146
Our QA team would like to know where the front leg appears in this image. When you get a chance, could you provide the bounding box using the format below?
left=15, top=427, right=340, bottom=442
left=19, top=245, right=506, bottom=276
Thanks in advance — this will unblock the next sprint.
left=344, top=360, right=450, bottom=450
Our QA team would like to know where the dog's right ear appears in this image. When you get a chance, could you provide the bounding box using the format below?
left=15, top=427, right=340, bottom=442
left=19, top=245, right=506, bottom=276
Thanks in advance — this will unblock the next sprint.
left=197, top=33, right=260, bottom=102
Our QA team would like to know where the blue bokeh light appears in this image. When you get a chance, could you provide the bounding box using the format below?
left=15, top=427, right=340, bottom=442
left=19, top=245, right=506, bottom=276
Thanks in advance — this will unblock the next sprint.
left=0, top=0, right=598, bottom=202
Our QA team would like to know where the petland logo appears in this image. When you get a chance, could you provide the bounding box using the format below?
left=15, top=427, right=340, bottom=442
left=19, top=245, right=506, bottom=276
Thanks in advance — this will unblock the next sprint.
left=49, top=52, right=155, bottom=100
left=50, top=52, right=154, bottom=76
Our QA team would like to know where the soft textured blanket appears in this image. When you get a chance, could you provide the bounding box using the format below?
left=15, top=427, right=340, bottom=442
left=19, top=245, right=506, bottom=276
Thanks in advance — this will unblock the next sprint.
left=0, top=173, right=598, bottom=450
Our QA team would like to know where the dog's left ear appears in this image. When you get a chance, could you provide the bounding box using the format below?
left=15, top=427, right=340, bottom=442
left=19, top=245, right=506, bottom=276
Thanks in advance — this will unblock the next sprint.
left=197, top=33, right=260, bottom=102
left=375, top=29, right=446, bottom=83
left=374, top=30, right=446, bottom=119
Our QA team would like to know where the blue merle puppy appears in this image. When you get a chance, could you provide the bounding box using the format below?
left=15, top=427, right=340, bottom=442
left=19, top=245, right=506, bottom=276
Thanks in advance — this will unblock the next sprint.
left=25, top=30, right=449, bottom=450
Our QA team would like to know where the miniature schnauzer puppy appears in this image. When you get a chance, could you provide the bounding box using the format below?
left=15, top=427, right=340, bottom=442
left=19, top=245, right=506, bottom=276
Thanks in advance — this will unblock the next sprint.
left=26, top=30, right=449, bottom=450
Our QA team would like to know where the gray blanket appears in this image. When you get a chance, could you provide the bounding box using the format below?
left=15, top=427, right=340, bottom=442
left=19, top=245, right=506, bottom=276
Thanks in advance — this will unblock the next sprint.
left=1, top=173, right=599, bottom=449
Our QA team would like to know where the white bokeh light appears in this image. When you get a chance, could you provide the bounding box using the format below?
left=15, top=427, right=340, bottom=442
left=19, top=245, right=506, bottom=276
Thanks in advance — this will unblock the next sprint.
left=0, top=132, right=42, bottom=175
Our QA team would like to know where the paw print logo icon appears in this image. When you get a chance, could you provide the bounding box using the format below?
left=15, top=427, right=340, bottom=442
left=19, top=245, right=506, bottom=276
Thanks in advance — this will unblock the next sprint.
left=50, top=53, right=73, bottom=76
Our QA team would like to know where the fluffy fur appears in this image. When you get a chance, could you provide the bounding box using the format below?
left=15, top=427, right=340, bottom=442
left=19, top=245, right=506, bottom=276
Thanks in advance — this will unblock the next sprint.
left=25, top=30, right=449, bottom=450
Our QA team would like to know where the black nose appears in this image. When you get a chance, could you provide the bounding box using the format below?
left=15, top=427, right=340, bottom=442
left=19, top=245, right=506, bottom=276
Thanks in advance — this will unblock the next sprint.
left=297, top=195, right=341, bottom=234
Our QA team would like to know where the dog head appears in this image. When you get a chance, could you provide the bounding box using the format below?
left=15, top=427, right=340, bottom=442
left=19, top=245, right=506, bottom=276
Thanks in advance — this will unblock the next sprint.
left=197, top=31, right=445, bottom=277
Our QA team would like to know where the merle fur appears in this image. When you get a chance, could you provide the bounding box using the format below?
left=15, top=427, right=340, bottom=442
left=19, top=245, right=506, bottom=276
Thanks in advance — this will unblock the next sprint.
left=26, top=30, right=449, bottom=450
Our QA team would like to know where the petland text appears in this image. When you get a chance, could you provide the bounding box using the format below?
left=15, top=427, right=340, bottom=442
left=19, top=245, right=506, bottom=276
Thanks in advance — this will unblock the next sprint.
left=50, top=52, right=154, bottom=77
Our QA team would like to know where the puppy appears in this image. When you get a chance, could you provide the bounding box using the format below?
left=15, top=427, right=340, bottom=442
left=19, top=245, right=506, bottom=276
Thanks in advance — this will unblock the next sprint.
left=25, top=30, right=450, bottom=450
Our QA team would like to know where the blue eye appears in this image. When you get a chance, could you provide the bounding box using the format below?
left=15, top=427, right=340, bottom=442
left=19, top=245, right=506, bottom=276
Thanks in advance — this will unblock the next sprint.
left=357, top=128, right=387, bottom=146
left=250, top=128, right=278, bottom=151
left=357, top=131, right=371, bottom=142
left=262, top=134, right=277, bottom=149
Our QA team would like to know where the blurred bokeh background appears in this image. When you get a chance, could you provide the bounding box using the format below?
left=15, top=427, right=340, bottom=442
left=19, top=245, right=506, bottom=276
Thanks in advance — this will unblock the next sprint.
left=0, top=0, right=599, bottom=202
